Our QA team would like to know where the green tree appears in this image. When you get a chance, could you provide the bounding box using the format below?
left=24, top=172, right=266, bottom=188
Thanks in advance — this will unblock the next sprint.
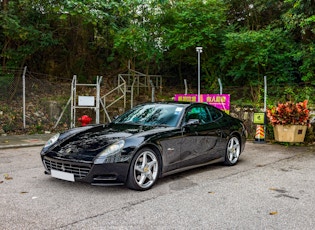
left=221, top=28, right=298, bottom=101
left=29, top=0, right=120, bottom=78
left=293, top=43, right=315, bottom=83
left=1, top=0, right=58, bottom=100
left=111, top=1, right=166, bottom=73
left=1, top=0, right=314, bottom=99
left=282, top=0, right=315, bottom=42
left=282, top=0, right=315, bottom=83
left=159, top=0, right=228, bottom=88
left=224, top=0, right=289, bottom=30
left=1, top=0, right=57, bottom=70
left=1, top=0, right=122, bottom=78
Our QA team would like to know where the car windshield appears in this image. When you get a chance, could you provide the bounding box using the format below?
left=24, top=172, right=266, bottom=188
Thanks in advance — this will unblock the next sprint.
left=113, top=104, right=184, bottom=127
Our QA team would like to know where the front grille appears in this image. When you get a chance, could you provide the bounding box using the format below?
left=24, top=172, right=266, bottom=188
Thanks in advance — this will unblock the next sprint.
left=43, top=158, right=91, bottom=179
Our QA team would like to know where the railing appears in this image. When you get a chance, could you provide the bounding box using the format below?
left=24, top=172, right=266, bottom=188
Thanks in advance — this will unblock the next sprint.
left=101, top=70, right=162, bottom=122
left=101, top=75, right=127, bottom=123
left=118, top=70, right=162, bottom=94
left=117, top=70, right=162, bottom=108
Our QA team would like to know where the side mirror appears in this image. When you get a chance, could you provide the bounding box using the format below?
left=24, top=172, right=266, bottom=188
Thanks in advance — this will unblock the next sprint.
left=182, top=119, right=199, bottom=132
left=186, top=119, right=200, bottom=126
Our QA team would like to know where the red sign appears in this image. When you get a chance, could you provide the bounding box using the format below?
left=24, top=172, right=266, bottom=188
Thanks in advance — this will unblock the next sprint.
left=174, top=94, right=230, bottom=114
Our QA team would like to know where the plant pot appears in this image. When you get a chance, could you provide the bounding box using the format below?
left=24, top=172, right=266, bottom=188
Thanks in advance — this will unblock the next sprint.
left=273, top=125, right=307, bottom=142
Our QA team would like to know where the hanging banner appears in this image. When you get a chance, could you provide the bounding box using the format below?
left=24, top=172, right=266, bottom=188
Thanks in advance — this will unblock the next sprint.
left=174, top=94, right=230, bottom=114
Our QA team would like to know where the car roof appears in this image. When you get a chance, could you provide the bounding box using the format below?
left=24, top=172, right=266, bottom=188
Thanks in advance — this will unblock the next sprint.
left=139, top=101, right=205, bottom=108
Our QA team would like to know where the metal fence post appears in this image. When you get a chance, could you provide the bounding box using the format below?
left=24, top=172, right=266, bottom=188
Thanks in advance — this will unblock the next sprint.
left=22, top=66, right=27, bottom=129
left=150, top=80, right=155, bottom=102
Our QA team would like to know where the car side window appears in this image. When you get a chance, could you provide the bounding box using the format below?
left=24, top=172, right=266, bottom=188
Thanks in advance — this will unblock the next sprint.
left=207, top=106, right=222, bottom=121
left=185, top=106, right=212, bottom=124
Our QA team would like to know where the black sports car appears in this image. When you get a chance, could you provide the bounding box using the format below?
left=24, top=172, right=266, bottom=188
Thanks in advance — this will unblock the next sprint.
left=41, top=102, right=247, bottom=191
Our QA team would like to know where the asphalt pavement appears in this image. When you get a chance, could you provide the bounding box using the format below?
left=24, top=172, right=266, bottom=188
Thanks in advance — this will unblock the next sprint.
left=1, top=135, right=315, bottom=229
left=0, top=133, right=53, bottom=149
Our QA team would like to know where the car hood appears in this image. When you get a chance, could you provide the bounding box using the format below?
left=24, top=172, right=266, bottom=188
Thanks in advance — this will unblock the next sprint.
left=44, top=123, right=169, bottom=162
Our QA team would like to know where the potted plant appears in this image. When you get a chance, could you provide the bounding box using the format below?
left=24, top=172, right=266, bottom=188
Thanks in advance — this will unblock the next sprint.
left=267, top=100, right=310, bottom=142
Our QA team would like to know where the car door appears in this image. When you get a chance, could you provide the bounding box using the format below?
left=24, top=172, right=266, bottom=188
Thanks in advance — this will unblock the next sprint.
left=157, top=128, right=184, bottom=173
left=152, top=105, right=186, bottom=174
left=180, top=104, right=222, bottom=168
left=206, top=105, right=228, bottom=155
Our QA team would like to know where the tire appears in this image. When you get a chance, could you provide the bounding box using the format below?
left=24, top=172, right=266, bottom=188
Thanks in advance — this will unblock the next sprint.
left=224, top=136, right=241, bottom=166
left=126, top=148, right=160, bottom=191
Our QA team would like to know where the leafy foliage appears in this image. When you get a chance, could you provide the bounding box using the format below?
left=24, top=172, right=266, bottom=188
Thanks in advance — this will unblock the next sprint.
left=159, top=0, right=228, bottom=85
left=0, top=0, right=314, bottom=104
left=267, top=100, right=310, bottom=126
left=222, top=28, right=297, bottom=85
left=1, top=1, right=57, bottom=69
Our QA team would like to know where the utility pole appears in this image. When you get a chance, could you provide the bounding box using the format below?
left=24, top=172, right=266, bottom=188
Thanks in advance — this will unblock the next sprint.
left=196, top=47, right=203, bottom=102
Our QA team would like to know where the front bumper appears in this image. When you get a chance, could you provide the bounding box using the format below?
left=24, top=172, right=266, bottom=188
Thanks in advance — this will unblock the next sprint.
left=42, top=156, right=130, bottom=185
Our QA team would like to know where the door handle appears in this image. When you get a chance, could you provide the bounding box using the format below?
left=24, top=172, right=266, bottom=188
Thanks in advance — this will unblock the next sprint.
left=216, top=129, right=222, bottom=136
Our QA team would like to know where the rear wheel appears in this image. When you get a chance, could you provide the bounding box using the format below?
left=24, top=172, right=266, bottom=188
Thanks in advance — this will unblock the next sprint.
left=126, top=148, right=160, bottom=191
left=224, top=136, right=241, bottom=166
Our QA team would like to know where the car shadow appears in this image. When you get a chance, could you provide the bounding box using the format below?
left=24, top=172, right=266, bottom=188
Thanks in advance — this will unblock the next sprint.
left=155, top=158, right=246, bottom=190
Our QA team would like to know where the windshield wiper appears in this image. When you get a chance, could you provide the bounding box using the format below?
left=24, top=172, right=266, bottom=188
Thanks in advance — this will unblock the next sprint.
left=114, top=121, right=141, bottom=125
left=149, top=124, right=171, bottom=127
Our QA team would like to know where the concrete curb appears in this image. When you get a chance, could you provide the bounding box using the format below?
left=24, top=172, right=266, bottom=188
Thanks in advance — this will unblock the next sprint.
left=0, top=134, right=53, bottom=150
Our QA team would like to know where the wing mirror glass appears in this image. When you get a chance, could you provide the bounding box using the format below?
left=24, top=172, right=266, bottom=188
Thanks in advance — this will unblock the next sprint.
left=186, top=119, right=200, bottom=126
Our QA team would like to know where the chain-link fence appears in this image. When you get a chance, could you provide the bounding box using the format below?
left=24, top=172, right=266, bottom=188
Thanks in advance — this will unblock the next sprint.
left=0, top=68, right=130, bottom=134
left=0, top=68, right=17, bottom=102
left=0, top=68, right=72, bottom=134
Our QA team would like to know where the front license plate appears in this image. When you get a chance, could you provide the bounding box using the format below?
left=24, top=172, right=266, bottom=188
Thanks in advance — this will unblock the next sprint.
left=51, top=169, right=75, bottom=182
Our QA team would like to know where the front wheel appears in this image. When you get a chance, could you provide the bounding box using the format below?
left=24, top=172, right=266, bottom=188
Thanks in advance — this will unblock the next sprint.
left=126, top=148, right=160, bottom=191
left=224, top=136, right=241, bottom=166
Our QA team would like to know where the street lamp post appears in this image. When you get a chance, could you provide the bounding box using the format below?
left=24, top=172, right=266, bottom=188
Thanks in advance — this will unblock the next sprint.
left=196, top=47, right=203, bottom=102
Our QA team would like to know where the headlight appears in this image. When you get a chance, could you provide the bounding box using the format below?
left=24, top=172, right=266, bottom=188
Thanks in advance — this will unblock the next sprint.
left=44, top=133, right=60, bottom=148
left=94, top=140, right=125, bottom=164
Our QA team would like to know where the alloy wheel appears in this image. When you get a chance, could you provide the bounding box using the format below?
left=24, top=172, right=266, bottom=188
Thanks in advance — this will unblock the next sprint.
left=133, top=150, right=159, bottom=189
left=225, top=136, right=240, bottom=165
